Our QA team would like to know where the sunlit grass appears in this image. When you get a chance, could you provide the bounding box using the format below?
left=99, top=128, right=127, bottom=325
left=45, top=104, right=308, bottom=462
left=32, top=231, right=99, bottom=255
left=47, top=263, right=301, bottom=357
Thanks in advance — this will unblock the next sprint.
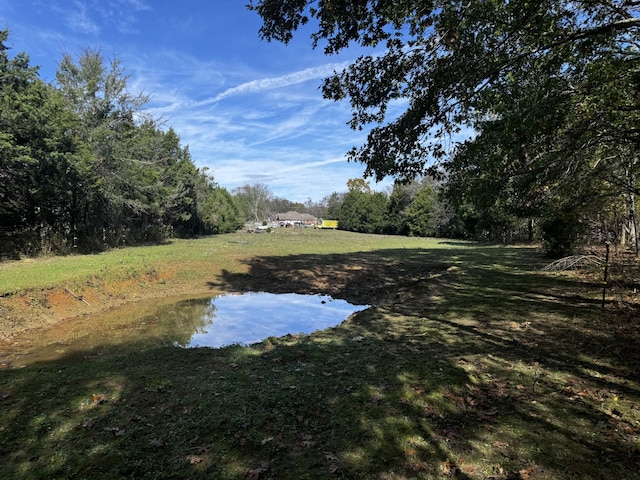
left=0, top=230, right=460, bottom=294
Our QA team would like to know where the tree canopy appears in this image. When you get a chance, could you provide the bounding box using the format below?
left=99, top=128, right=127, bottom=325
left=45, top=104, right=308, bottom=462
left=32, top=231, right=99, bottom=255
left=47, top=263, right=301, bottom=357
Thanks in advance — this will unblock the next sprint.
left=0, top=32, right=242, bottom=258
left=249, top=0, right=639, bottom=179
left=249, top=0, right=640, bottom=254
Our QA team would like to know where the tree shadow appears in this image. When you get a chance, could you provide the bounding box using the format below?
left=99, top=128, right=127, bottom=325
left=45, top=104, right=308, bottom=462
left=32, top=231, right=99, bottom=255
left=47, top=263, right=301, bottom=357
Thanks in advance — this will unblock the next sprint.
left=1, top=245, right=638, bottom=479
left=210, top=245, right=640, bottom=477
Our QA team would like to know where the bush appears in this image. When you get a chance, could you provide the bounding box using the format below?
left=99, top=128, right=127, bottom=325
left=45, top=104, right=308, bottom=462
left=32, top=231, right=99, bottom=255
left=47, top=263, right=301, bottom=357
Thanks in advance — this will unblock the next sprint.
left=540, top=214, right=585, bottom=258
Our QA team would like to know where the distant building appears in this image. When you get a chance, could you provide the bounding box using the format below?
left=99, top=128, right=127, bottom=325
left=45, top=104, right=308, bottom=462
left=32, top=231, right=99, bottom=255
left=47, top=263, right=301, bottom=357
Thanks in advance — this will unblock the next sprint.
left=275, top=211, right=317, bottom=227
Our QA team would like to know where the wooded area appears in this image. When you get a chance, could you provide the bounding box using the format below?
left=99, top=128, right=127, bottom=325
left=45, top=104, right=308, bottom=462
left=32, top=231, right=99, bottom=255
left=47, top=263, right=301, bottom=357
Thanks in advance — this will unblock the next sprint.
left=0, top=30, right=243, bottom=259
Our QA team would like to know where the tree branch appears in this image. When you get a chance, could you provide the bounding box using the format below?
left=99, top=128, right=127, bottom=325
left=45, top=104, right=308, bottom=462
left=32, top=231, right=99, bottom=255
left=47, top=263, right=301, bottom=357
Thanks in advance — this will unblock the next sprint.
left=569, top=17, right=640, bottom=41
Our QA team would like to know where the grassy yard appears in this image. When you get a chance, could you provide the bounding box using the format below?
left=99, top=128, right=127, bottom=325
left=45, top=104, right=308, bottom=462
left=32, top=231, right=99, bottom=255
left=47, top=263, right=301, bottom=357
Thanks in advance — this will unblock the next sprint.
left=0, top=230, right=638, bottom=479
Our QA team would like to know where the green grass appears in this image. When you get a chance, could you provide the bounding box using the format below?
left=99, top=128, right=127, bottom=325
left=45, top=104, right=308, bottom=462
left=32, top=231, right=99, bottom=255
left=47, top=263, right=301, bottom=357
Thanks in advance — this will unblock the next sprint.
left=1, top=230, right=639, bottom=479
left=0, top=230, right=452, bottom=294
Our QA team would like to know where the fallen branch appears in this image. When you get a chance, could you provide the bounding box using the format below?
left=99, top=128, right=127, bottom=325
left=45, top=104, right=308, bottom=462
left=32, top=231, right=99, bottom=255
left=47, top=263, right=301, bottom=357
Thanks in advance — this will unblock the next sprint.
left=65, top=287, right=91, bottom=306
left=541, top=255, right=602, bottom=272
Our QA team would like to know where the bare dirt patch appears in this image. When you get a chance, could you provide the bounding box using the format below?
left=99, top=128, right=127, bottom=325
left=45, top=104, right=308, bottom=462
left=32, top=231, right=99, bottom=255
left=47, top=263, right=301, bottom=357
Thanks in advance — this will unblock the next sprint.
left=211, top=250, right=450, bottom=306
left=0, top=270, right=180, bottom=341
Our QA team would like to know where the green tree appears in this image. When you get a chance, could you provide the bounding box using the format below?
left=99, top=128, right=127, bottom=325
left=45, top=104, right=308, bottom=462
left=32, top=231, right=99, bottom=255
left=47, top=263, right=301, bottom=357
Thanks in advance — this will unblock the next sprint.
left=128, top=123, right=202, bottom=239
left=337, top=179, right=388, bottom=233
left=250, top=1, right=640, bottom=249
left=383, top=181, right=425, bottom=235
left=198, top=184, right=243, bottom=234
left=56, top=49, right=152, bottom=248
left=211, top=186, right=244, bottom=234
left=0, top=31, right=235, bottom=257
left=405, top=184, right=437, bottom=237
left=0, top=30, right=84, bottom=256
left=249, top=0, right=639, bottom=181
left=322, top=192, right=344, bottom=220
left=269, top=197, right=306, bottom=217
left=445, top=45, right=640, bottom=250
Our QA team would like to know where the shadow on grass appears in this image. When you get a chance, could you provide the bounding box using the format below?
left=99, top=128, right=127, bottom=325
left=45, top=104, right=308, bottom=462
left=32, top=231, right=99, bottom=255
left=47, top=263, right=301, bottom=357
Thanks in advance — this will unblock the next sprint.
left=1, top=245, right=639, bottom=479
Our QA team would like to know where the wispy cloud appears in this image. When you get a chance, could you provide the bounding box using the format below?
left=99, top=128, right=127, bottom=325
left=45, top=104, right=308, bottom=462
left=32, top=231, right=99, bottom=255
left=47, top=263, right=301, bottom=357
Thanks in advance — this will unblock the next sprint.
left=134, top=72, right=374, bottom=199
left=64, top=1, right=100, bottom=35
left=56, top=0, right=151, bottom=35
left=248, top=106, right=321, bottom=146
left=4, top=0, right=391, bottom=201
left=96, top=0, right=152, bottom=34
left=123, top=47, right=386, bottom=200
left=203, top=62, right=350, bottom=105
left=209, top=152, right=391, bottom=201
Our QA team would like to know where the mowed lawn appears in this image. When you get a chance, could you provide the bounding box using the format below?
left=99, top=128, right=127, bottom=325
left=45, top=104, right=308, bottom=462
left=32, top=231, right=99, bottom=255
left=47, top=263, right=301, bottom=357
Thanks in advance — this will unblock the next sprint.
left=0, top=229, right=638, bottom=479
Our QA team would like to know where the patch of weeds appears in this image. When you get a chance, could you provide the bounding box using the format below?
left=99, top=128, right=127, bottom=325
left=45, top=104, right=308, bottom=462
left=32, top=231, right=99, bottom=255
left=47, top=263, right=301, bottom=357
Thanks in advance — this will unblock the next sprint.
left=84, top=275, right=102, bottom=288
left=145, top=378, right=172, bottom=393
left=27, top=295, right=50, bottom=308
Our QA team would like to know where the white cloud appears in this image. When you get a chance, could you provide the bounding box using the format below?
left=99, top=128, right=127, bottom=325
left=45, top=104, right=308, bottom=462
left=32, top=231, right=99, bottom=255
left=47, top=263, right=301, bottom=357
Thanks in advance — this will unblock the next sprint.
left=55, top=0, right=151, bottom=36
left=5, top=0, right=391, bottom=201
left=202, top=62, right=350, bottom=105
left=123, top=48, right=388, bottom=201
left=64, top=2, right=100, bottom=35
left=207, top=155, right=371, bottom=202
left=123, top=0, right=151, bottom=11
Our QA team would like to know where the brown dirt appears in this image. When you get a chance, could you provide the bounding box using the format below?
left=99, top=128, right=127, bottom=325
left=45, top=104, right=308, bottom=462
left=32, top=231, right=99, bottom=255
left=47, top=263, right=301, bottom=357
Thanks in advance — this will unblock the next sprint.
left=0, top=270, right=191, bottom=343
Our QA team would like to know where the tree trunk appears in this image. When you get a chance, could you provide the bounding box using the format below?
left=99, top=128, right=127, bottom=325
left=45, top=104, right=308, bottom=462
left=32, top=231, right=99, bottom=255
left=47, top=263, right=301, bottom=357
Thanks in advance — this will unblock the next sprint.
left=628, top=154, right=639, bottom=256
left=630, top=191, right=639, bottom=256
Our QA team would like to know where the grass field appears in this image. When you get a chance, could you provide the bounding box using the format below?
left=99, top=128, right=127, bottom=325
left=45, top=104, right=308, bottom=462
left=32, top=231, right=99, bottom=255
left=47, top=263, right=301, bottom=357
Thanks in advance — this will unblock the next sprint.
left=0, top=229, right=638, bottom=479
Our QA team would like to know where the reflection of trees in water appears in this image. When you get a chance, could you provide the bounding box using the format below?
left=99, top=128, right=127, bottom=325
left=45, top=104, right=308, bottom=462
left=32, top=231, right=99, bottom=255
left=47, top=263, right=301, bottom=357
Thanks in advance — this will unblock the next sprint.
left=144, top=297, right=217, bottom=347
left=3, top=298, right=220, bottom=367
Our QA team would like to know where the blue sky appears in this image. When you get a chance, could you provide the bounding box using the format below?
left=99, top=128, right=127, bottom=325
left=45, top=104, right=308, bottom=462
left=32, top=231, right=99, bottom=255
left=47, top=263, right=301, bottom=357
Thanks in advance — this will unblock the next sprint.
left=0, top=0, right=394, bottom=202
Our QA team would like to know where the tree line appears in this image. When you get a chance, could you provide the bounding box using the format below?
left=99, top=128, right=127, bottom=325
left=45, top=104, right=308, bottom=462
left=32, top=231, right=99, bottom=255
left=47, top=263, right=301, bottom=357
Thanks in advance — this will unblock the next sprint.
left=304, top=178, right=532, bottom=241
left=0, top=30, right=243, bottom=259
left=250, top=0, right=640, bottom=257
left=231, top=178, right=496, bottom=241
left=6, top=0, right=640, bottom=261
left=231, top=174, right=627, bottom=253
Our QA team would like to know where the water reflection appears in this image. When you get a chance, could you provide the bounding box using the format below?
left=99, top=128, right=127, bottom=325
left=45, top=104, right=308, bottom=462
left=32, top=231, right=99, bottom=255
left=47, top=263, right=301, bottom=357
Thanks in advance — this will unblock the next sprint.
left=179, top=292, right=367, bottom=348
left=0, top=292, right=367, bottom=367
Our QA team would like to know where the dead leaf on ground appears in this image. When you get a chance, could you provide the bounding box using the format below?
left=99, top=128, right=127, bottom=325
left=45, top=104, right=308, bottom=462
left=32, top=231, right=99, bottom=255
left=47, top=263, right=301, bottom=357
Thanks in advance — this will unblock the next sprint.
left=422, top=405, right=443, bottom=419
left=440, top=461, right=457, bottom=475
left=243, top=462, right=269, bottom=479
left=149, top=438, right=164, bottom=447
left=91, top=393, right=107, bottom=404
left=519, top=464, right=541, bottom=479
left=103, top=426, right=125, bottom=437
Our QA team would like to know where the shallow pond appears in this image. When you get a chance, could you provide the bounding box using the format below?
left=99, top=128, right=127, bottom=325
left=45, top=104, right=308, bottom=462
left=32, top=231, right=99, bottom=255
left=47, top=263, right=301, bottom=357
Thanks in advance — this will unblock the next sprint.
left=0, top=292, right=368, bottom=368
